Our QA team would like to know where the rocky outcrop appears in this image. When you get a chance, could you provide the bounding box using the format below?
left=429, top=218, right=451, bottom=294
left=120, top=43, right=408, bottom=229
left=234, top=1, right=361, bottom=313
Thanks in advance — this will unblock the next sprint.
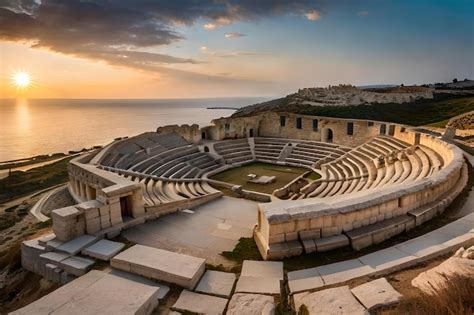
left=447, top=111, right=474, bottom=130
left=411, top=246, right=474, bottom=295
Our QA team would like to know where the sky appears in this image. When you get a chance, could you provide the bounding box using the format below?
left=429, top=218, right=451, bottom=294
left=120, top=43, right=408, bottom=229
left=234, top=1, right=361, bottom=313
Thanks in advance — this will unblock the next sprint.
left=0, top=0, right=473, bottom=99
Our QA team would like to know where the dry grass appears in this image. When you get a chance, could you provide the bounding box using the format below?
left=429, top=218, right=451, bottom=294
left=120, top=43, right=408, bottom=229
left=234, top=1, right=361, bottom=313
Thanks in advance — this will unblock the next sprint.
left=381, top=274, right=474, bottom=315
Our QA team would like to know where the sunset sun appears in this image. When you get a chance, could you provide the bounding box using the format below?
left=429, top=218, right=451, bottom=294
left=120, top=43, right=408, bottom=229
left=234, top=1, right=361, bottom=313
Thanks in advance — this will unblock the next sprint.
left=12, top=71, right=31, bottom=89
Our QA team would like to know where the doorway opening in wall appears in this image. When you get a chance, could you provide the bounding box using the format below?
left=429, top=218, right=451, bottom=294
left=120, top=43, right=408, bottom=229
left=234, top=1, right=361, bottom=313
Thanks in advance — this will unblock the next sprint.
left=120, top=196, right=132, bottom=218
left=201, top=132, right=206, bottom=140
left=249, top=128, right=254, bottom=137
left=326, top=129, right=334, bottom=143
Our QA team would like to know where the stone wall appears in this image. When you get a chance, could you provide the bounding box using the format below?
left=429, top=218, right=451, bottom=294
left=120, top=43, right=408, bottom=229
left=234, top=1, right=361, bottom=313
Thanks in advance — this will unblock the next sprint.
left=156, top=124, right=202, bottom=143
left=253, top=125, right=466, bottom=260
left=168, top=112, right=392, bottom=148
left=52, top=155, right=145, bottom=241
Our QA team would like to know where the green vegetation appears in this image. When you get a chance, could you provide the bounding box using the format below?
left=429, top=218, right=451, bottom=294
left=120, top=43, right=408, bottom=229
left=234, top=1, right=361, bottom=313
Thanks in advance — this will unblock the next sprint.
left=210, top=162, right=308, bottom=194
left=0, top=153, right=67, bottom=170
left=304, top=172, right=321, bottom=181
left=221, top=237, right=262, bottom=262
left=236, top=94, right=474, bottom=127
left=426, top=118, right=451, bottom=128
left=300, top=94, right=474, bottom=126
left=0, top=157, right=73, bottom=203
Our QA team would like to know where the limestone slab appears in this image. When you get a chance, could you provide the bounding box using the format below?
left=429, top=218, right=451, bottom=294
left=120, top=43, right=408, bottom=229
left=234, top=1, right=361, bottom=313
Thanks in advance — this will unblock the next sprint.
left=351, top=278, right=402, bottom=311
left=82, top=239, right=125, bottom=261
left=111, top=244, right=206, bottom=289
left=235, top=276, right=281, bottom=295
left=227, top=293, right=275, bottom=315
left=240, top=260, right=284, bottom=279
left=195, top=270, right=236, bottom=298
left=39, top=251, right=70, bottom=264
left=56, top=235, right=98, bottom=255
left=395, top=231, right=452, bottom=258
left=358, top=247, right=417, bottom=272
left=287, top=267, right=324, bottom=294
left=60, top=256, right=95, bottom=276
left=172, top=290, right=228, bottom=315
left=109, top=269, right=170, bottom=300
left=293, top=286, right=368, bottom=315
left=316, top=259, right=375, bottom=286
left=11, top=270, right=160, bottom=315
left=235, top=260, right=284, bottom=295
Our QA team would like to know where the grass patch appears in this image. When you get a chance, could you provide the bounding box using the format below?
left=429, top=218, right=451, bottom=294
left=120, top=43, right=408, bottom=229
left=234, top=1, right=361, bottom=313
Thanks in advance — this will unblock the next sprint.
left=0, top=156, right=74, bottom=203
left=426, top=118, right=451, bottom=128
left=304, top=172, right=321, bottom=181
left=210, top=162, right=307, bottom=194
left=221, top=237, right=262, bottom=262
left=235, top=94, right=474, bottom=127
left=382, top=275, right=474, bottom=315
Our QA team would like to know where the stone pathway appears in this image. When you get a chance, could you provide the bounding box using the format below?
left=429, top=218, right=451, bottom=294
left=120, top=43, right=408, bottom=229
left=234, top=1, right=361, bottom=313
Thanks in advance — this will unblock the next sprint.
left=235, top=260, right=283, bottom=295
left=288, top=213, right=474, bottom=293
left=293, top=277, right=402, bottom=315
left=11, top=270, right=161, bottom=315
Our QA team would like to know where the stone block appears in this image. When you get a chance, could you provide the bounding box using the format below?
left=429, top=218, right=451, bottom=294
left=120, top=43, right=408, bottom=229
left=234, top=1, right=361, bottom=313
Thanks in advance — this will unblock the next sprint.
left=293, top=286, right=367, bottom=315
left=302, top=239, right=316, bottom=254
left=315, top=234, right=349, bottom=252
left=285, top=231, right=298, bottom=242
left=172, top=290, right=228, bottom=315
left=299, top=229, right=320, bottom=240
left=60, top=256, right=95, bottom=276
left=11, top=270, right=160, bottom=315
left=195, top=270, right=236, bottom=298
left=227, top=293, right=275, bottom=315
left=82, top=239, right=125, bottom=261
left=56, top=235, right=98, bottom=255
left=351, top=278, right=402, bottom=311
left=111, top=245, right=206, bottom=289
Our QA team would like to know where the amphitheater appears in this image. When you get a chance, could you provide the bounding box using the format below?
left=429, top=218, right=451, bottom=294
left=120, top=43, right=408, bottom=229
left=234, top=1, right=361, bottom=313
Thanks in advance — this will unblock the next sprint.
left=17, top=111, right=473, bottom=314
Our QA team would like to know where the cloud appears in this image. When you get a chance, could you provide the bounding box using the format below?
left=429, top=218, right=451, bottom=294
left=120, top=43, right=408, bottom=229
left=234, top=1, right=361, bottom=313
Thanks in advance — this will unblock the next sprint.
left=203, top=23, right=217, bottom=30
left=304, top=10, right=321, bottom=21
left=358, top=10, right=369, bottom=17
left=199, top=46, right=260, bottom=58
left=225, top=32, right=246, bottom=38
left=0, top=1, right=327, bottom=79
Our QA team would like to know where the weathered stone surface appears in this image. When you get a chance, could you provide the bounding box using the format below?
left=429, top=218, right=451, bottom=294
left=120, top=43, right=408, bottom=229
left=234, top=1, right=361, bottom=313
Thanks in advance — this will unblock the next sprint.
left=240, top=260, right=284, bottom=279
left=317, top=259, right=375, bottom=285
left=111, top=244, right=206, bottom=289
left=60, top=256, right=95, bottom=276
left=195, top=270, right=236, bottom=298
left=351, top=278, right=402, bottom=311
left=11, top=270, right=160, bottom=315
left=56, top=235, right=98, bottom=255
left=172, top=290, right=228, bottom=315
left=287, top=267, right=324, bottom=294
left=235, top=276, right=281, bottom=295
left=82, top=239, right=125, bottom=261
left=227, top=293, right=275, bottom=315
left=235, top=260, right=283, bottom=295
left=412, top=246, right=474, bottom=295
left=314, top=234, right=349, bottom=252
left=293, top=286, right=368, bottom=315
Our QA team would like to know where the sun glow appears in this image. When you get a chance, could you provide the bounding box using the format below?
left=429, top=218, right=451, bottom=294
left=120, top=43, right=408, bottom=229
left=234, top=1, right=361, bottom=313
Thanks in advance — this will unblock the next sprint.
left=12, top=71, right=31, bottom=89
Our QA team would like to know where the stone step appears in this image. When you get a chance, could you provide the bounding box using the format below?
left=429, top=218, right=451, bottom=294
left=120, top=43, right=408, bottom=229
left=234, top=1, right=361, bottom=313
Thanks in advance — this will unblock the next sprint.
left=111, top=244, right=206, bottom=289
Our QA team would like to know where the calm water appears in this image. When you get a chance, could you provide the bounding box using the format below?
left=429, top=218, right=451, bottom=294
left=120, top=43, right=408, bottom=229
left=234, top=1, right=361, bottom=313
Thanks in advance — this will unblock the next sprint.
left=0, top=97, right=269, bottom=162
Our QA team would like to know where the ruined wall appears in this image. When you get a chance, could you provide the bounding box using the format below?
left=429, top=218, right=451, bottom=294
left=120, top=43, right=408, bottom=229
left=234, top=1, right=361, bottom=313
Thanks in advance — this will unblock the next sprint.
left=253, top=125, right=467, bottom=260
left=156, top=124, right=201, bottom=143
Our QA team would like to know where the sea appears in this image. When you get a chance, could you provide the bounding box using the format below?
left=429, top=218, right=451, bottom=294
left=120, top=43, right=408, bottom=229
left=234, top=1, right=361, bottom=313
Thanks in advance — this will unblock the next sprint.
left=0, top=97, right=270, bottom=162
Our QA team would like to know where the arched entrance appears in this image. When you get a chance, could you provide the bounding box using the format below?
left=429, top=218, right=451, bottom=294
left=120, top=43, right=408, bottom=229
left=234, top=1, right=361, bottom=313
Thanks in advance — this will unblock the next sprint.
left=326, top=128, right=333, bottom=143
left=380, top=124, right=386, bottom=135
left=201, top=132, right=206, bottom=140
